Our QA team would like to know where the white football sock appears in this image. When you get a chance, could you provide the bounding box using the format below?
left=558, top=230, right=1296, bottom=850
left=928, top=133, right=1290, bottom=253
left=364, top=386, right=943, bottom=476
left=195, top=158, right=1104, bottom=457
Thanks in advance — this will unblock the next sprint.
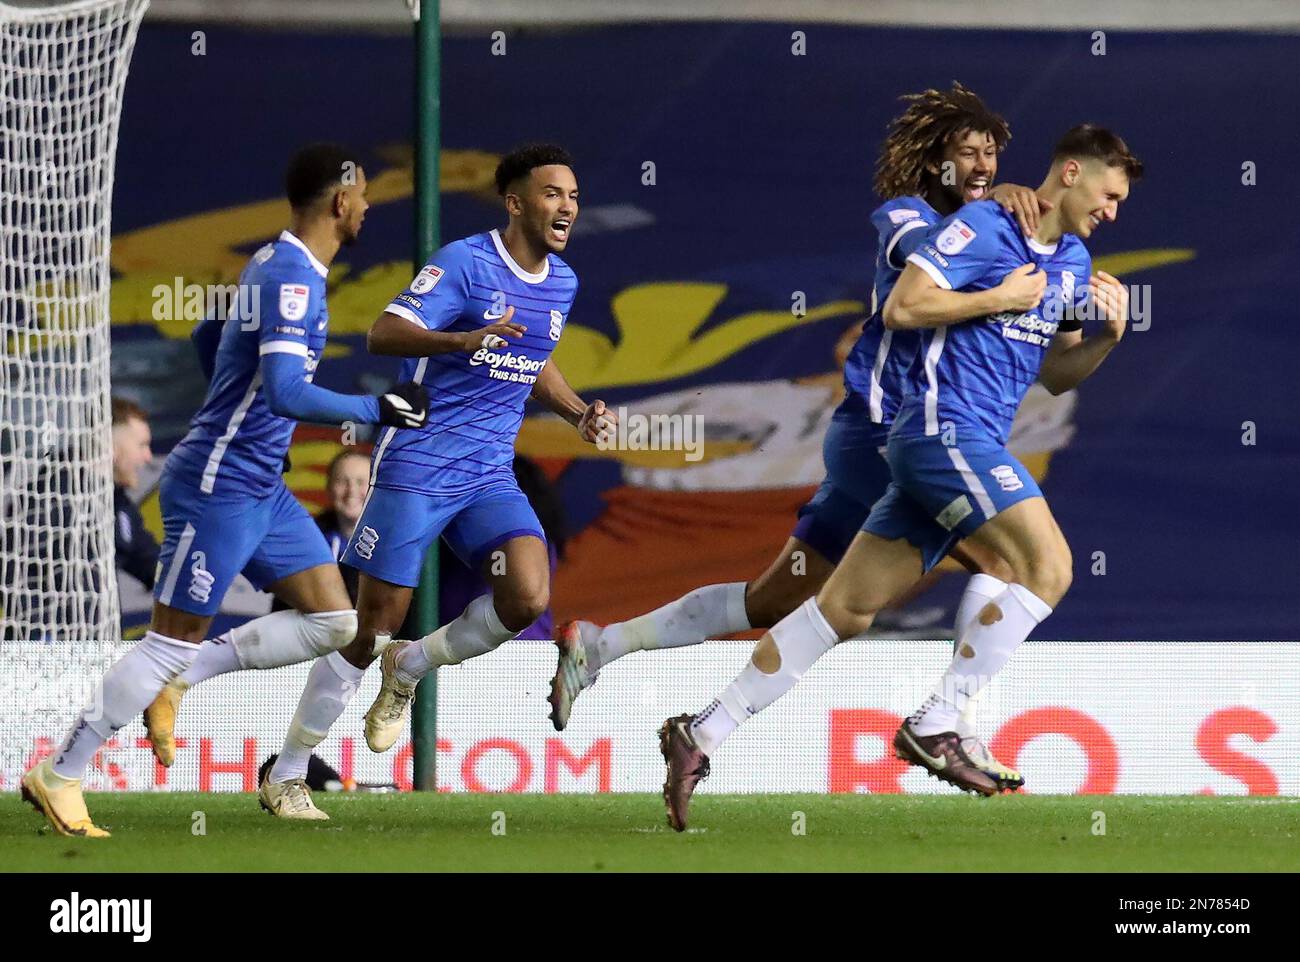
left=179, top=608, right=358, bottom=685
left=395, top=594, right=518, bottom=684
left=177, top=633, right=241, bottom=685
left=952, top=574, right=1008, bottom=738
left=52, top=631, right=199, bottom=779
left=269, top=650, right=366, bottom=784
left=911, top=584, right=1052, bottom=737
left=591, top=582, right=749, bottom=671
left=690, top=597, right=838, bottom=755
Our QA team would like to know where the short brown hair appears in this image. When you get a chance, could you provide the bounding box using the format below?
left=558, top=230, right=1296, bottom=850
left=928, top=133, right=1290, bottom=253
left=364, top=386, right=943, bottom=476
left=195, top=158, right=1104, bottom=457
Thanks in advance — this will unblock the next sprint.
left=111, top=396, right=148, bottom=426
left=1052, top=124, right=1143, bottom=181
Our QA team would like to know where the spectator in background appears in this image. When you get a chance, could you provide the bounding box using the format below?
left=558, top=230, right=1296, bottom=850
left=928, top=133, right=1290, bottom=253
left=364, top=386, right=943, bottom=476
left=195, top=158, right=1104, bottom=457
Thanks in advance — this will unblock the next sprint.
left=112, top=397, right=159, bottom=589
left=438, top=455, right=566, bottom=640
left=274, top=447, right=369, bottom=610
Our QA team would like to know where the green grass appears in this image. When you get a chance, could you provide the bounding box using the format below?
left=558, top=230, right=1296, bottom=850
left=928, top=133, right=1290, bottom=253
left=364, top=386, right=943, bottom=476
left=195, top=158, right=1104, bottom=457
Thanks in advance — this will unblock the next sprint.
left=4, top=792, right=1298, bottom=872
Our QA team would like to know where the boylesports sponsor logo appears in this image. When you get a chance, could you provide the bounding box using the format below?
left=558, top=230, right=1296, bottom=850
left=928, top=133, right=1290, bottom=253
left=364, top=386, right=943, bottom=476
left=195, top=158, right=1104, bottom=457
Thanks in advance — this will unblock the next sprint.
left=988, top=310, right=1059, bottom=347
left=469, top=347, right=547, bottom=384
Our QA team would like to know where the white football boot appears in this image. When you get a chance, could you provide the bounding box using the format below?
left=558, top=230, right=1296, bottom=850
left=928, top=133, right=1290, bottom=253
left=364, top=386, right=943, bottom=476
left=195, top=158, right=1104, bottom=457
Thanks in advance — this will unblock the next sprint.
left=258, top=771, right=329, bottom=820
left=547, top=620, right=599, bottom=731
left=364, top=641, right=417, bottom=753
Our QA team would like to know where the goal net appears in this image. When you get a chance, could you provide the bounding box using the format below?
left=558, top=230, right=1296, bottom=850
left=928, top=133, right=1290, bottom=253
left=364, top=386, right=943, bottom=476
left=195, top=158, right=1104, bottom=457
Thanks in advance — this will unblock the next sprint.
left=0, top=0, right=149, bottom=644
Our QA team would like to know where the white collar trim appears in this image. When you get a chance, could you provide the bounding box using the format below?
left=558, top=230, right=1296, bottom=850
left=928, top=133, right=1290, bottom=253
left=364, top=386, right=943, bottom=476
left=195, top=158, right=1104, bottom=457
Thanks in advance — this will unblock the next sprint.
left=279, top=230, right=329, bottom=278
left=490, top=228, right=549, bottom=284
left=1025, top=234, right=1059, bottom=256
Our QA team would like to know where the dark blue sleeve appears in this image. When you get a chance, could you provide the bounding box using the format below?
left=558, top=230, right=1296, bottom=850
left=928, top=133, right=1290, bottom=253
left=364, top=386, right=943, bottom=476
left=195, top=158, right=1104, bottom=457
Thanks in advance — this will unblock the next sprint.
left=191, top=315, right=222, bottom=381
left=871, top=197, right=938, bottom=269
left=260, top=352, right=381, bottom=425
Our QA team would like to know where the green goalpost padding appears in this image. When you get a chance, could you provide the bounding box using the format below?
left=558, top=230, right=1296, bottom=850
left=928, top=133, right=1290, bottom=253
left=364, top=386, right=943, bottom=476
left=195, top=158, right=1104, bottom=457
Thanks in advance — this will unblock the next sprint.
left=410, top=0, right=441, bottom=792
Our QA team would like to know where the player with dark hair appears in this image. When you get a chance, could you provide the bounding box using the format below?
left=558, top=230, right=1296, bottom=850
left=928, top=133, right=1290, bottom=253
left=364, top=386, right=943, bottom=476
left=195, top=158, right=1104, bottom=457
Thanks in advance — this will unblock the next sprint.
left=21, top=144, right=430, bottom=836
left=255, top=143, right=615, bottom=819
left=550, top=83, right=1044, bottom=787
left=659, top=124, right=1141, bottom=828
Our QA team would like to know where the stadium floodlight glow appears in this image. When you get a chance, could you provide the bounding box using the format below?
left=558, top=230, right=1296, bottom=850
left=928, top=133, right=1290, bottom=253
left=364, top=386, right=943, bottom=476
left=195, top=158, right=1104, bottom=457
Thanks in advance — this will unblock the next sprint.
left=0, top=0, right=150, bottom=644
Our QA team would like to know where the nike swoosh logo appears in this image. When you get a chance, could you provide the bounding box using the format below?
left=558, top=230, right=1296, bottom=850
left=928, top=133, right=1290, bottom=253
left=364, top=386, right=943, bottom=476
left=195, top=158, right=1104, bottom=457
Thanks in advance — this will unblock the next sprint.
left=484, top=309, right=505, bottom=321
left=902, top=728, right=946, bottom=770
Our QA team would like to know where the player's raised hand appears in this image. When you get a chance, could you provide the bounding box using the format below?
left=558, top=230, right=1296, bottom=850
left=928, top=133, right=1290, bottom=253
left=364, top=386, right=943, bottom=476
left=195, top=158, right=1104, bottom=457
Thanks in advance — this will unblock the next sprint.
left=994, top=263, right=1047, bottom=313
left=988, top=183, right=1052, bottom=236
left=377, top=382, right=430, bottom=428
left=577, top=398, right=617, bottom=445
left=1089, top=271, right=1129, bottom=340
left=462, top=304, right=527, bottom=351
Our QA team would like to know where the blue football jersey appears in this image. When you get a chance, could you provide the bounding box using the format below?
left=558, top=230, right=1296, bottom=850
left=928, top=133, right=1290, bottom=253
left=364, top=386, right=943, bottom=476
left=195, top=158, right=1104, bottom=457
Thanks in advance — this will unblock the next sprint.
left=842, top=196, right=940, bottom=429
left=894, top=201, right=1092, bottom=444
left=169, top=231, right=374, bottom=495
left=373, top=229, right=579, bottom=495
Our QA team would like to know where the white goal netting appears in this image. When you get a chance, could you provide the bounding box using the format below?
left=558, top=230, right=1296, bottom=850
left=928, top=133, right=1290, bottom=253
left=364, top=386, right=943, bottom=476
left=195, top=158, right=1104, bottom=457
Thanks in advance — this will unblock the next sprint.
left=1, top=0, right=149, bottom=644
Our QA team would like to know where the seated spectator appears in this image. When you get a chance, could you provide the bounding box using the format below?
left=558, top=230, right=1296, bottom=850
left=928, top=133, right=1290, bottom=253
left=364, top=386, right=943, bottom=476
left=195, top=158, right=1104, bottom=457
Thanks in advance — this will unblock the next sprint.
left=112, top=397, right=159, bottom=589
left=273, top=447, right=369, bottom=610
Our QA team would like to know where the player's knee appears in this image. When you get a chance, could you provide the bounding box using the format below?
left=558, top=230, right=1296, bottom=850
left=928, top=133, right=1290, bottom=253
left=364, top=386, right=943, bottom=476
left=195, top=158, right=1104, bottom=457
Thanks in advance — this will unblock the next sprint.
left=303, top=609, right=358, bottom=655
left=982, top=553, right=1017, bottom=585
left=1027, top=547, right=1073, bottom=606
left=815, top=591, right=880, bottom=639
left=744, top=579, right=802, bottom=631
left=498, top=584, right=549, bottom=632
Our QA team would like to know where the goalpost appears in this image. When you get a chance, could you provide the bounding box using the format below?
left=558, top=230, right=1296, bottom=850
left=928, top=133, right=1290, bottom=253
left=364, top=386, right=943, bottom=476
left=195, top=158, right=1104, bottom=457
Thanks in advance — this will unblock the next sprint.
left=408, top=0, right=442, bottom=791
left=0, top=0, right=150, bottom=645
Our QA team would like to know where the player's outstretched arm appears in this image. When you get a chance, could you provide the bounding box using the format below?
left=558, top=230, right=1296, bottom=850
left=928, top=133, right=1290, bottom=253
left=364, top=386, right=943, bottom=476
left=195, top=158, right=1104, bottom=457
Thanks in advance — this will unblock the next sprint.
left=531, top=359, right=616, bottom=444
left=1037, top=271, right=1128, bottom=395
left=883, top=261, right=1045, bottom=330
left=367, top=307, right=527, bottom=357
left=260, top=352, right=428, bottom=429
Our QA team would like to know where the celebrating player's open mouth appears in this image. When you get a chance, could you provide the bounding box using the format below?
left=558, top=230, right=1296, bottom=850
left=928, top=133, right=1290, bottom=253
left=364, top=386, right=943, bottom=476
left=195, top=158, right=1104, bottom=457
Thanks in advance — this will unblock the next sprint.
left=964, top=175, right=989, bottom=201
left=1061, top=160, right=1129, bottom=238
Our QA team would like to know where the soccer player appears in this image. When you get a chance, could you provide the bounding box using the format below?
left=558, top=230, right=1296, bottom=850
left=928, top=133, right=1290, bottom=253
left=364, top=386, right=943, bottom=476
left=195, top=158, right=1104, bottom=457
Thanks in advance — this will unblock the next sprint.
left=659, top=125, right=1141, bottom=828
left=253, top=144, right=613, bottom=819
left=550, top=84, right=1045, bottom=787
left=20, top=144, right=430, bottom=837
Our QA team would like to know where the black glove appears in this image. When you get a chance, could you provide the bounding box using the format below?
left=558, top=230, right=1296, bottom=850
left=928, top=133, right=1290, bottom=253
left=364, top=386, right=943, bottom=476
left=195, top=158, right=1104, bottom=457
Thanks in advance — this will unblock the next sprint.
left=377, top=382, right=429, bottom=428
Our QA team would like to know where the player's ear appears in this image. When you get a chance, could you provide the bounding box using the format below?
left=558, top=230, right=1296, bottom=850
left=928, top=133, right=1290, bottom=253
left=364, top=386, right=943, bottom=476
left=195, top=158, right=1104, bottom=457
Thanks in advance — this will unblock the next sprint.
left=503, top=191, right=523, bottom=217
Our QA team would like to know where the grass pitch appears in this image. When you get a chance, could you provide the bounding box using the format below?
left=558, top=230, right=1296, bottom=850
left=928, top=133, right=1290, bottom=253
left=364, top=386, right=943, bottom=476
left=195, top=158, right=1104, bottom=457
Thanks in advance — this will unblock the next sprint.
left=3, top=792, right=1297, bottom=872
